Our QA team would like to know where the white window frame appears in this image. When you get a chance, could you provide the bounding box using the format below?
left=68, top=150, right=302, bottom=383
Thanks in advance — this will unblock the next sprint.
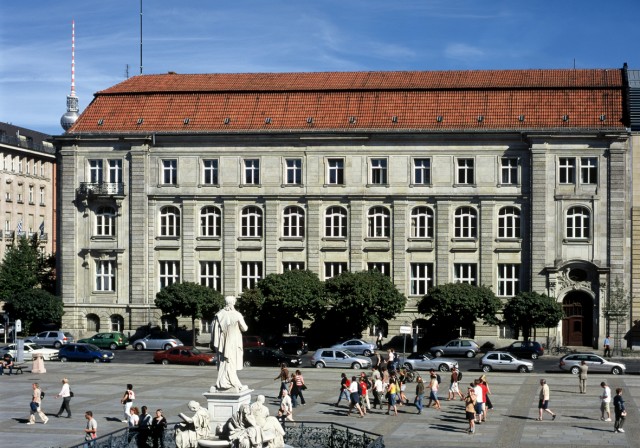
left=161, top=159, right=177, bottom=185
left=202, top=159, right=219, bottom=185
left=241, top=261, right=262, bottom=290
left=558, top=157, right=576, bottom=184
left=324, top=262, right=348, bottom=280
left=159, top=206, right=181, bottom=237
left=327, top=158, right=344, bottom=185
left=282, top=206, right=305, bottom=238
left=241, top=206, right=263, bottom=238
left=95, top=259, right=116, bottom=292
left=325, top=206, right=347, bottom=238
left=28, top=186, right=34, bottom=204
left=456, top=158, right=475, bottom=185
left=283, top=261, right=305, bottom=271
left=285, top=158, right=302, bottom=185
left=454, top=263, right=477, bottom=286
left=580, top=157, right=597, bottom=185
left=370, top=158, right=388, bottom=185
left=566, top=206, right=590, bottom=239
left=497, top=264, right=520, bottom=297
left=367, top=206, right=390, bottom=238
left=243, top=159, right=260, bottom=185
left=410, top=263, right=433, bottom=296
left=89, top=159, right=103, bottom=183
left=410, top=206, right=434, bottom=239
left=200, top=206, right=221, bottom=238
left=108, top=159, right=122, bottom=183
left=39, top=187, right=45, bottom=205
left=498, top=206, right=520, bottom=239
left=413, top=158, right=431, bottom=185
left=159, top=261, right=180, bottom=289
left=454, top=206, right=477, bottom=239
left=367, top=262, right=390, bottom=277
left=200, top=261, right=221, bottom=291
left=500, top=157, right=518, bottom=185
left=96, top=206, right=116, bottom=237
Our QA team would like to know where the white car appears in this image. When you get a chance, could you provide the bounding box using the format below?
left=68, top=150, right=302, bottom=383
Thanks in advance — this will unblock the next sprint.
left=0, top=342, right=59, bottom=361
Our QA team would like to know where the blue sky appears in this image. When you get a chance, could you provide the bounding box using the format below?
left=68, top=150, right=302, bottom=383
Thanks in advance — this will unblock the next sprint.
left=1, top=0, right=638, bottom=136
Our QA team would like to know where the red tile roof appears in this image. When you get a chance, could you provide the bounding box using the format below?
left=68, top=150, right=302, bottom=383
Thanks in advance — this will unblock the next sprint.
left=69, top=69, right=627, bottom=134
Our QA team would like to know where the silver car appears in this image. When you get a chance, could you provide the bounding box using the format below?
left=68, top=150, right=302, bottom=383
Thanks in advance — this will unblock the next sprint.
left=559, top=353, right=626, bottom=375
left=402, top=352, right=458, bottom=372
left=330, top=339, right=376, bottom=356
left=132, top=333, right=183, bottom=351
left=480, top=351, right=533, bottom=373
left=430, top=338, right=480, bottom=358
left=310, top=348, right=372, bottom=369
left=25, top=330, right=75, bottom=348
left=0, top=342, right=59, bottom=361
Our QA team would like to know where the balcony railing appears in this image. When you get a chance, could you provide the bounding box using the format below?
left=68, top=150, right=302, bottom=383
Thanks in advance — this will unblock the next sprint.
left=77, top=182, right=125, bottom=198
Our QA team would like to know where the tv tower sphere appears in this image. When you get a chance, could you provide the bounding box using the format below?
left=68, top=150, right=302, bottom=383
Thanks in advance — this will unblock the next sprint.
left=61, top=20, right=79, bottom=132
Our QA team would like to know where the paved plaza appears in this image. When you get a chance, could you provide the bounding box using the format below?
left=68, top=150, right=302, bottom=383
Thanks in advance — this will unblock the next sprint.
left=0, top=360, right=638, bottom=448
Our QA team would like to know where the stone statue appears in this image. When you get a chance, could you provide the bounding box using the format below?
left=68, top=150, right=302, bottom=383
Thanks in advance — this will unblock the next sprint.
left=216, top=399, right=284, bottom=448
left=175, top=400, right=212, bottom=448
left=250, top=395, right=285, bottom=448
left=212, top=296, right=249, bottom=392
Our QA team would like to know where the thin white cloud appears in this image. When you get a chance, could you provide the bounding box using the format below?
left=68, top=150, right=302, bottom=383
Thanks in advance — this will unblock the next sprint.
left=444, top=43, right=486, bottom=61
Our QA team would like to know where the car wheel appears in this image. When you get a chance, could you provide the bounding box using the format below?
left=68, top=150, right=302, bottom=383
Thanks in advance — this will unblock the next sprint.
left=481, top=365, right=492, bottom=372
left=531, top=353, right=538, bottom=360
left=243, top=361, right=251, bottom=367
left=93, top=358, right=100, bottom=364
left=161, top=359, right=169, bottom=365
left=60, top=357, right=68, bottom=363
left=54, top=341, right=62, bottom=349
left=109, top=343, right=118, bottom=350
left=433, top=351, right=443, bottom=358
left=403, top=363, right=413, bottom=371
left=438, top=363, right=450, bottom=372
left=518, top=365, right=528, bottom=373
left=296, top=349, right=303, bottom=355
left=612, top=366, right=622, bottom=375
left=351, top=362, right=361, bottom=370
left=363, top=350, right=372, bottom=357
left=198, top=361, right=206, bottom=366
left=315, top=362, right=324, bottom=368
left=164, top=344, right=173, bottom=350
left=465, top=351, right=475, bottom=358
left=135, top=343, right=144, bottom=351
left=570, top=366, right=580, bottom=375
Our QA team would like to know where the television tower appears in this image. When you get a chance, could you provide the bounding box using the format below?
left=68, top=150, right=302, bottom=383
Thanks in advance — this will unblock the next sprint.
left=60, top=20, right=79, bottom=132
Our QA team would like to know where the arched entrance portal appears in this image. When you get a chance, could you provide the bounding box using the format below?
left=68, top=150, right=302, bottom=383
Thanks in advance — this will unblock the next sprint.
left=562, top=291, right=593, bottom=346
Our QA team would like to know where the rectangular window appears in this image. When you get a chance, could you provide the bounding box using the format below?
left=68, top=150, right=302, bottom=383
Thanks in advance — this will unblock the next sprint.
left=559, top=157, right=576, bottom=184
left=413, top=158, right=431, bottom=185
left=200, top=261, right=221, bottom=291
left=17, top=158, right=23, bottom=173
left=367, top=262, right=390, bottom=277
left=202, top=159, right=219, bottom=185
left=28, top=186, right=34, bottom=204
left=500, top=157, right=518, bottom=185
left=26, top=160, right=30, bottom=175
left=327, top=158, right=344, bottom=185
left=370, top=158, right=388, bottom=184
left=454, top=263, right=477, bottom=286
left=456, top=158, right=475, bottom=184
left=89, top=160, right=103, bottom=183
left=39, top=187, right=45, bottom=205
left=410, top=263, right=433, bottom=296
left=108, top=159, right=122, bottom=183
left=162, top=160, right=177, bottom=185
left=285, top=159, right=302, bottom=185
left=244, top=159, right=260, bottom=185
left=241, top=261, right=262, bottom=290
left=283, top=261, right=305, bottom=272
left=497, top=264, right=520, bottom=297
left=95, top=260, right=116, bottom=292
left=159, top=261, right=180, bottom=289
left=40, top=162, right=45, bottom=177
left=580, top=157, right=597, bottom=185
left=324, top=262, right=348, bottom=280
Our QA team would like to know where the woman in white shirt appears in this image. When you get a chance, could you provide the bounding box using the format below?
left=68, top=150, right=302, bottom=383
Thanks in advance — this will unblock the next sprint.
left=55, top=378, right=72, bottom=418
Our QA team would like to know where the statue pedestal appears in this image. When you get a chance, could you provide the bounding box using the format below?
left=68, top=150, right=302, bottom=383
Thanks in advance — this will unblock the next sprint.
left=203, top=388, right=253, bottom=426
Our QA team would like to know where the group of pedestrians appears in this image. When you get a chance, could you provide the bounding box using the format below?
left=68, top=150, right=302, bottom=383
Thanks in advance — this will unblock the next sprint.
left=273, top=363, right=306, bottom=422
left=27, top=378, right=73, bottom=425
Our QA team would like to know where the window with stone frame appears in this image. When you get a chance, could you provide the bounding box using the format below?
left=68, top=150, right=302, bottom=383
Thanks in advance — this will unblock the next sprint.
left=161, top=159, right=177, bottom=185
left=370, top=158, right=388, bottom=184
left=324, top=262, right=348, bottom=280
left=454, top=263, right=477, bottom=286
left=159, top=260, right=180, bottom=289
left=454, top=206, right=477, bottom=238
left=95, top=259, right=116, bottom=292
left=159, top=206, right=181, bottom=237
left=89, top=159, right=104, bottom=183
left=413, top=158, right=431, bottom=185
left=367, top=206, right=390, bottom=238
left=558, top=157, right=576, bottom=184
left=580, top=157, right=597, bottom=185
left=200, top=206, right=222, bottom=237
left=283, top=261, right=305, bottom=271
left=566, top=206, right=590, bottom=239
left=367, top=262, right=391, bottom=277
left=241, top=206, right=263, bottom=238
left=456, top=158, right=475, bottom=185
left=497, top=206, right=520, bottom=239
left=410, top=263, right=433, bottom=296
left=285, top=159, right=302, bottom=185
left=202, top=159, right=219, bottom=185
left=500, top=157, right=519, bottom=185
left=497, top=263, right=520, bottom=296
left=243, top=159, right=260, bottom=185
left=325, top=206, right=347, bottom=238
left=410, top=206, right=434, bottom=238
left=282, top=206, right=305, bottom=238
left=327, top=158, right=344, bottom=185
left=96, top=206, right=116, bottom=237
left=200, top=261, right=221, bottom=291
left=241, top=261, right=262, bottom=290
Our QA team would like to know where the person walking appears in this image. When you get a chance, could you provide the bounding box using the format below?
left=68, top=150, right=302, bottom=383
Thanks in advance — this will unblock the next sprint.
left=537, top=379, right=557, bottom=421
left=603, top=335, right=612, bottom=357
left=372, top=374, right=384, bottom=410
left=479, top=375, right=492, bottom=420
left=291, top=369, right=306, bottom=407
left=347, top=375, right=365, bottom=417
left=578, top=361, right=588, bottom=394
left=28, top=382, right=48, bottom=425
left=128, top=406, right=140, bottom=428
left=138, top=405, right=152, bottom=448
left=376, top=331, right=384, bottom=350
left=465, top=386, right=477, bottom=435
left=274, top=363, right=290, bottom=399
left=385, top=378, right=398, bottom=416
left=448, top=367, right=464, bottom=401
left=473, top=380, right=484, bottom=423
left=613, top=387, right=626, bottom=433
left=414, top=376, right=425, bottom=415
left=120, top=384, right=135, bottom=423
left=84, top=411, right=97, bottom=447
left=600, top=381, right=612, bottom=422
left=336, top=373, right=350, bottom=407
left=55, top=377, right=72, bottom=418
left=426, top=372, right=441, bottom=410
left=277, top=389, right=294, bottom=422
left=151, top=409, right=167, bottom=448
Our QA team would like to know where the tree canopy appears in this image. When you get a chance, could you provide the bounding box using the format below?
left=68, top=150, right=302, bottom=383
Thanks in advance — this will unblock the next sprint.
left=502, top=291, right=563, bottom=339
left=3, top=288, right=64, bottom=334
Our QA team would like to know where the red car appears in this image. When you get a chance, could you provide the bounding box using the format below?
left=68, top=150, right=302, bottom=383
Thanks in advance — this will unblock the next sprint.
left=153, top=346, right=216, bottom=366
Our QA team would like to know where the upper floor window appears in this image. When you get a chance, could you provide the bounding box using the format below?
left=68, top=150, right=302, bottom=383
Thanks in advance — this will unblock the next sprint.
left=108, top=160, right=122, bottom=183
left=368, top=206, right=390, bottom=238
left=325, top=206, right=347, bottom=238
left=283, top=206, right=305, bottom=238
left=162, top=159, right=177, bottom=185
left=28, top=186, right=34, bottom=204
left=413, top=158, right=431, bottom=185
left=159, top=206, right=180, bottom=237
left=39, top=187, right=45, bottom=205
left=200, top=261, right=221, bottom=291
left=370, top=158, right=388, bottom=185
left=285, top=159, right=302, bottom=185
left=241, top=261, right=262, bottom=290
left=89, top=159, right=103, bottom=183
left=95, top=260, right=116, bottom=292
left=497, top=264, right=520, bottom=297
left=454, top=263, right=477, bottom=286
left=410, top=206, right=434, bottom=239
left=500, top=157, right=518, bottom=185
left=498, top=206, right=520, bottom=239
left=243, top=159, right=260, bottom=185
left=327, top=158, right=344, bottom=185
left=410, top=263, right=433, bottom=296
left=159, top=261, right=180, bottom=289
left=456, top=158, right=475, bottom=185
left=26, top=160, right=30, bottom=175
left=200, top=206, right=221, bottom=238
left=96, top=206, right=116, bottom=236
left=241, top=206, right=263, bottom=238
left=580, top=157, right=597, bottom=185
left=202, top=159, right=219, bottom=185
left=454, top=206, right=477, bottom=239
left=566, top=206, right=590, bottom=239
left=17, top=158, right=23, bottom=173
left=558, top=157, right=576, bottom=184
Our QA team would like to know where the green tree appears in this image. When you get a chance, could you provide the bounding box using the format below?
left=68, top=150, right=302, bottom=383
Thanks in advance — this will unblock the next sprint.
left=3, top=288, right=64, bottom=334
left=155, top=282, right=225, bottom=344
left=604, top=277, right=631, bottom=353
left=503, top=291, right=563, bottom=340
left=417, top=283, right=502, bottom=334
left=0, top=236, right=41, bottom=302
left=235, top=287, right=265, bottom=332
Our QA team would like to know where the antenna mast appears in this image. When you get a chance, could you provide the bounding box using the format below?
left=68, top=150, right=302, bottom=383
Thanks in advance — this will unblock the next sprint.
left=60, top=19, right=79, bottom=131
left=140, top=0, right=143, bottom=75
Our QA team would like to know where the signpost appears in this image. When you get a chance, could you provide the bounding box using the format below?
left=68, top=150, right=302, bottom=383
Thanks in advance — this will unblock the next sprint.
left=400, top=325, right=411, bottom=366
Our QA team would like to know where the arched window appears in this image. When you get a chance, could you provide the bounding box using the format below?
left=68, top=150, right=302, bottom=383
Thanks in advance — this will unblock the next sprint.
left=159, top=206, right=180, bottom=237
left=410, top=206, right=434, bottom=238
left=283, top=206, right=305, bottom=238
left=566, top=206, right=590, bottom=239
left=96, top=206, right=116, bottom=236
left=241, top=206, right=263, bottom=237
left=454, top=206, right=477, bottom=238
left=86, top=313, right=100, bottom=332
left=200, top=206, right=221, bottom=237
left=325, top=206, right=347, bottom=238
left=498, top=206, right=520, bottom=239
left=368, top=206, right=390, bottom=238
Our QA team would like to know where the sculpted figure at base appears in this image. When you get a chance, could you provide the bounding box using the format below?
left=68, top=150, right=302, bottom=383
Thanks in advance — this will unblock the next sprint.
left=216, top=397, right=285, bottom=448
left=212, top=296, right=249, bottom=392
left=175, top=400, right=211, bottom=448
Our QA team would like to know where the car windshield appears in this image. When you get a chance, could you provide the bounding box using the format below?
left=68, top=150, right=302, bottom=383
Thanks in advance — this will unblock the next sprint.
left=423, top=353, right=434, bottom=360
left=343, top=350, right=356, bottom=357
left=30, top=344, right=45, bottom=350
left=87, top=344, right=101, bottom=351
left=190, top=348, right=202, bottom=355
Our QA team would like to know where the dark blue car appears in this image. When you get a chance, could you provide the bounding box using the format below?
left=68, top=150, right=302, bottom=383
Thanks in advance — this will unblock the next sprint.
left=58, top=343, right=114, bottom=363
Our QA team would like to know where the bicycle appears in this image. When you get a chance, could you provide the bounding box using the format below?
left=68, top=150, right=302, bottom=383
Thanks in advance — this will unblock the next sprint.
left=550, top=345, right=576, bottom=355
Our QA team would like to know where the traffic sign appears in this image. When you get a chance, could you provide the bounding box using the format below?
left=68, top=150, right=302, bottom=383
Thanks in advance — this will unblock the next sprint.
left=399, top=326, right=412, bottom=334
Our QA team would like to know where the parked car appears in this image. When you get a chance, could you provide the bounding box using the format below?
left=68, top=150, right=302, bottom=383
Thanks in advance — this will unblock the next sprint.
left=25, top=330, right=75, bottom=348
left=78, top=332, right=129, bottom=350
left=153, top=346, right=216, bottom=366
left=479, top=352, right=534, bottom=373
left=310, top=348, right=372, bottom=369
left=275, top=336, right=308, bottom=355
left=243, top=347, right=301, bottom=368
left=331, top=339, right=375, bottom=356
left=242, top=335, right=265, bottom=348
left=132, top=333, right=183, bottom=351
left=497, top=341, right=544, bottom=359
left=430, top=338, right=480, bottom=358
left=402, top=352, right=458, bottom=372
left=58, top=343, right=114, bottom=363
left=0, top=342, right=59, bottom=361
left=559, top=353, right=626, bottom=375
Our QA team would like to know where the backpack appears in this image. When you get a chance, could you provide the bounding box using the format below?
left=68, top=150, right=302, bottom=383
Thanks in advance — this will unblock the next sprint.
left=40, top=391, right=45, bottom=399
left=436, top=374, right=441, bottom=384
left=129, top=390, right=135, bottom=400
left=457, top=371, right=462, bottom=381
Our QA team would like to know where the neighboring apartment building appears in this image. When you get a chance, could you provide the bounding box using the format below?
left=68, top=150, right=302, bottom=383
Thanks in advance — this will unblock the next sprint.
left=54, top=68, right=633, bottom=347
left=0, top=122, right=56, bottom=261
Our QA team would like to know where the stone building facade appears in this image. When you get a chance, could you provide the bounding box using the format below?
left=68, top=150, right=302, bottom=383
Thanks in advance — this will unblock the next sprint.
left=54, top=68, right=633, bottom=346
